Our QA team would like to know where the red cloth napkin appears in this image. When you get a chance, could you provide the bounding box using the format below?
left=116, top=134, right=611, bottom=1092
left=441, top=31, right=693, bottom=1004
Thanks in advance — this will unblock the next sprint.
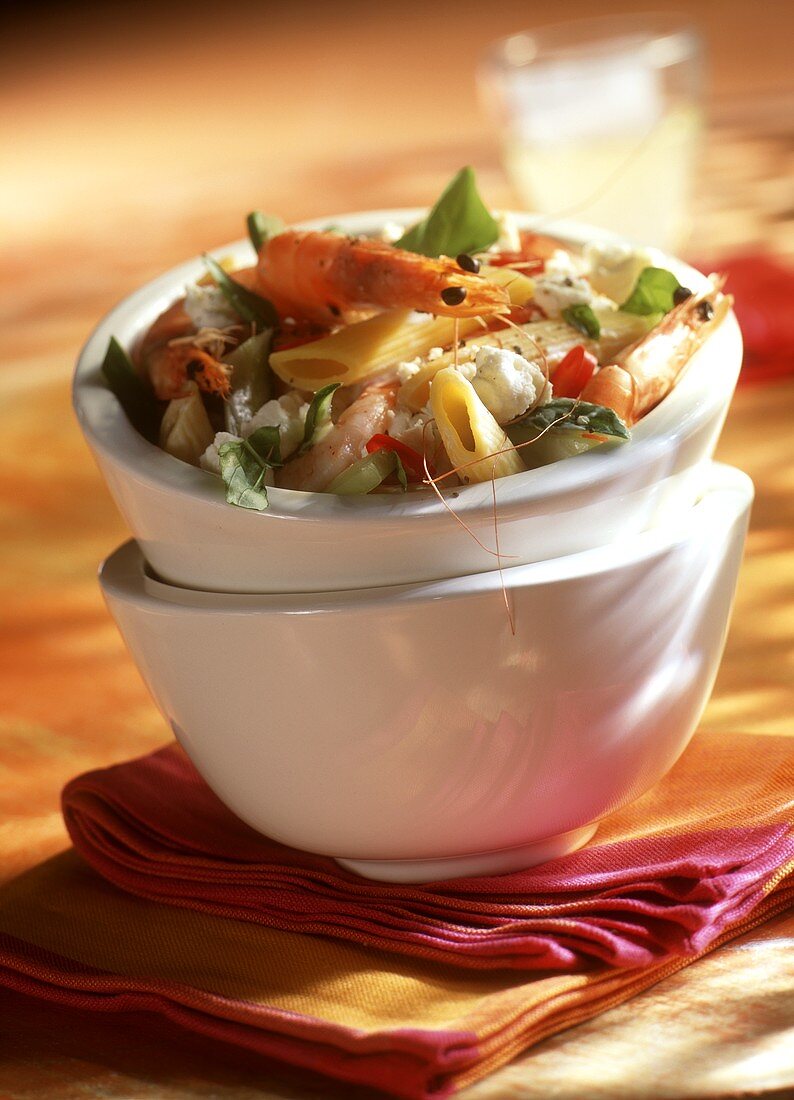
left=696, top=252, right=794, bottom=384
left=61, top=743, right=794, bottom=973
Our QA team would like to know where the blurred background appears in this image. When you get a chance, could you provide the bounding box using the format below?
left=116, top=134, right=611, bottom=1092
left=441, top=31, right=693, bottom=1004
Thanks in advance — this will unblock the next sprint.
left=2, top=0, right=793, bottom=271
left=2, top=0, right=791, bottom=420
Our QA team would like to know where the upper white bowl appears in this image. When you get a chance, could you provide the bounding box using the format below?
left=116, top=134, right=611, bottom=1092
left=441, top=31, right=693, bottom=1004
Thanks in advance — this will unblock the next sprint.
left=74, top=211, right=742, bottom=593
left=100, top=463, right=753, bottom=882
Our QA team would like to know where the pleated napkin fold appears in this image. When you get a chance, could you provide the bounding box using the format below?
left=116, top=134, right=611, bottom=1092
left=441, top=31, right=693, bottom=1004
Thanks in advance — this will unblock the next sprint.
left=0, top=726, right=791, bottom=1099
left=58, top=739, right=793, bottom=972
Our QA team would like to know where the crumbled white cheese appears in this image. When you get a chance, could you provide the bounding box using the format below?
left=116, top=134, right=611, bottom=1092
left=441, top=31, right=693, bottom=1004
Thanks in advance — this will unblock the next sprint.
left=184, top=284, right=240, bottom=330
left=396, top=357, right=422, bottom=384
left=427, top=346, right=444, bottom=361
left=492, top=211, right=522, bottom=254
left=380, top=221, right=406, bottom=244
left=544, top=248, right=589, bottom=280
left=533, top=273, right=595, bottom=319
left=200, top=431, right=241, bottom=475
left=584, top=241, right=655, bottom=304
left=456, top=350, right=478, bottom=381
left=246, top=392, right=310, bottom=459
left=389, top=408, right=434, bottom=454
left=470, top=346, right=552, bottom=423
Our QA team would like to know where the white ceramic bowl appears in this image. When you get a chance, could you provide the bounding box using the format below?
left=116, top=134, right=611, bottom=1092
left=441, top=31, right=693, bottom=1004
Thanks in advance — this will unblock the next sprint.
left=75, top=211, right=742, bottom=593
left=100, top=463, right=752, bottom=882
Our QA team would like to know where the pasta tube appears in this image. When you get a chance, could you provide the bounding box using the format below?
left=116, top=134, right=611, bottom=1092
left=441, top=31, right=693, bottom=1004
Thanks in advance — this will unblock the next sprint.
left=270, top=309, right=483, bottom=392
left=159, top=382, right=214, bottom=466
left=480, top=263, right=535, bottom=303
left=399, top=310, right=655, bottom=412
left=430, top=367, right=525, bottom=484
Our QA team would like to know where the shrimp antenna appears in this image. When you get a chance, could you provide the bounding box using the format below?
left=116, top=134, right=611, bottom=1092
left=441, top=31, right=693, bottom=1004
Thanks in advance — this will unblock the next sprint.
left=490, top=462, right=515, bottom=635
left=420, top=420, right=508, bottom=560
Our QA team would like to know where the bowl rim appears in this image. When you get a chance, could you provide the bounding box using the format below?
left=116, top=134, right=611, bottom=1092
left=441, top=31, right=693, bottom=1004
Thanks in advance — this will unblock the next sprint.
left=100, top=464, right=753, bottom=612
left=73, top=208, right=742, bottom=524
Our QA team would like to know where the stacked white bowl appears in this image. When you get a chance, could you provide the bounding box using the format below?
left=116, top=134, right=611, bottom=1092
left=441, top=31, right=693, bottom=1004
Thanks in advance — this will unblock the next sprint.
left=75, top=213, right=750, bottom=882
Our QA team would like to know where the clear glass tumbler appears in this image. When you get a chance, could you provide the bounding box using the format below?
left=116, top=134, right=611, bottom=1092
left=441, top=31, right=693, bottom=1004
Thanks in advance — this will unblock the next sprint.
left=479, top=15, right=704, bottom=251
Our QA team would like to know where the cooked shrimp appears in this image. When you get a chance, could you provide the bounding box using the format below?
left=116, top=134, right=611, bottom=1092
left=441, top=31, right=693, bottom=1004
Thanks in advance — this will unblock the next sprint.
left=581, top=280, right=731, bottom=425
left=135, top=301, right=241, bottom=400
left=147, top=337, right=234, bottom=401
left=276, top=382, right=397, bottom=492
left=256, top=231, right=510, bottom=325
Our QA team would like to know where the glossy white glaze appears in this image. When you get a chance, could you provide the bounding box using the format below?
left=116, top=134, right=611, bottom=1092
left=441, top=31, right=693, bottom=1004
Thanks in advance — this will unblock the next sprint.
left=74, top=212, right=742, bottom=593
left=99, top=464, right=752, bottom=881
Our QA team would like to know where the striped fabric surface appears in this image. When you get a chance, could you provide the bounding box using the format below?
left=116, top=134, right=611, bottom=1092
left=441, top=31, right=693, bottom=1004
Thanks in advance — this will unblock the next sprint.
left=0, top=727, right=791, bottom=1099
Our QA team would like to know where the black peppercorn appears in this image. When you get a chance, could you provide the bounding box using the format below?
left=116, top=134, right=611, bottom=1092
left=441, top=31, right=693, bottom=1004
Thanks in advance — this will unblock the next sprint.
left=441, top=286, right=467, bottom=306
left=456, top=253, right=480, bottom=274
left=673, top=286, right=693, bottom=306
left=697, top=299, right=715, bottom=322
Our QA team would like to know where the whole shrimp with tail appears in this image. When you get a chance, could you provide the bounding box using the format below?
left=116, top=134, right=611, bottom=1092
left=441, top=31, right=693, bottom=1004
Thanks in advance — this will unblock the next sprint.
left=256, top=231, right=510, bottom=325
left=582, top=278, right=731, bottom=426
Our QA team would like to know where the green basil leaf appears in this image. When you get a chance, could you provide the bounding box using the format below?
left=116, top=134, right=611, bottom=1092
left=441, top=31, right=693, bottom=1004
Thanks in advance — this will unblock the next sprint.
left=100, top=336, right=161, bottom=442
left=620, top=267, right=681, bottom=315
left=562, top=304, right=601, bottom=339
left=299, top=382, right=339, bottom=454
left=395, top=166, right=500, bottom=258
left=218, top=426, right=282, bottom=511
left=246, top=425, right=282, bottom=466
left=224, top=330, right=273, bottom=435
left=247, top=212, right=284, bottom=253
left=203, top=254, right=279, bottom=331
left=326, top=449, right=399, bottom=495
left=508, top=398, right=631, bottom=442
left=507, top=398, right=630, bottom=469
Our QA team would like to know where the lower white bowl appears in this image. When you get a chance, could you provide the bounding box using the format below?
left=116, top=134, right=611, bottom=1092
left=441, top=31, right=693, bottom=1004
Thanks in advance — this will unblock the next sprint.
left=99, top=463, right=752, bottom=882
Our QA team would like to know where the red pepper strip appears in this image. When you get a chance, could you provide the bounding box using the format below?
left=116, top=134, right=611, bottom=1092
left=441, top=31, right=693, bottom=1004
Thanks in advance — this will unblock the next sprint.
left=552, top=345, right=598, bottom=398
left=366, top=434, right=433, bottom=480
left=486, top=230, right=564, bottom=268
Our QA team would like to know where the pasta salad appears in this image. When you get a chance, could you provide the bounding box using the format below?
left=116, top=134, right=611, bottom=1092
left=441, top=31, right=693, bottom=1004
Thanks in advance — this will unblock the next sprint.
left=101, top=168, right=729, bottom=510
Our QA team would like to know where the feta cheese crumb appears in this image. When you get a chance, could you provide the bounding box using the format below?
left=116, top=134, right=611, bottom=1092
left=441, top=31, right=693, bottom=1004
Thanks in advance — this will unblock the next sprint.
left=184, top=283, right=240, bottom=330
left=584, top=242, right=655, bottom=304
left=245, top=392, right=310, bottom=459
left=533, top=273, right=594, bottom=319
left=470, top=346, right=552, bottom=423
left=200, top=432, right=241, bottom=475
left=389, top=408, right=434, bottom=454
left=492, top=211, right=521, bottom=254
left=380, top=221, right=406, bottom=244
left=396, top=357, right=422, bottom=384
left=544, top=248, right=589, bottom=280
left=427, top=346, right=444, bottom=361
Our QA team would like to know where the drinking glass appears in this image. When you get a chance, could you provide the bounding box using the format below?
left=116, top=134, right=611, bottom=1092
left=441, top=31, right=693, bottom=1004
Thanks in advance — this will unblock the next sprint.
left=479, top=15, right=704, bottom=250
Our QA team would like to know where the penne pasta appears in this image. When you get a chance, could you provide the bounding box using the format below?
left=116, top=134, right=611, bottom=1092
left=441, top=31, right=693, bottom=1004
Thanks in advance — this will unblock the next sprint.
left=430, top=367, right=525, bottom=483
left=159, top=382, right=215, bottom=467
left=399, top=310, right=656, bottom=412
left=269, top=267, right=533, bottom=394
left=479, top=263, right=535, bottom=304
left=269, top=310, right=484, bottom=392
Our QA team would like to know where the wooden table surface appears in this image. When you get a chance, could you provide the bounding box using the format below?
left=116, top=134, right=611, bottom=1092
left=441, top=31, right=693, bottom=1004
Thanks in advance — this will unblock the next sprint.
left=1, top=2, right=793, bottom=1096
